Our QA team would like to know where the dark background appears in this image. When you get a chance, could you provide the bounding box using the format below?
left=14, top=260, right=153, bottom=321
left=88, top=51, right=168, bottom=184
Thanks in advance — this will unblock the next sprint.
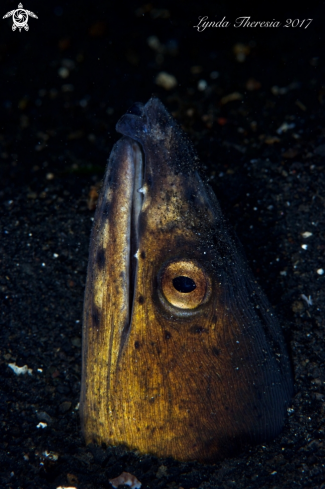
left=1, top=1, right=325, bottom=488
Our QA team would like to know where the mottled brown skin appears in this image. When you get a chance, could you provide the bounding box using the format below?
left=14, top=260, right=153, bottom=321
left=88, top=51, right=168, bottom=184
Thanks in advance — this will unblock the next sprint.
left=80, top=98, right=293, bottom=462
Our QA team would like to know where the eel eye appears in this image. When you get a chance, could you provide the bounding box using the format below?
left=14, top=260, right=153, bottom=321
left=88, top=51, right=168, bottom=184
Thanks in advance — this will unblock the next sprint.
left=159, top=260, right=211, bottom=309
left=173, top=276, right=196, bottom=293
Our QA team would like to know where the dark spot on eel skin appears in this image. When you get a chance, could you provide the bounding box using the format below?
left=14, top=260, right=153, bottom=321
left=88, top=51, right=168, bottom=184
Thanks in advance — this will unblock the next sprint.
left=147, top=174, right=153, bottom=187
left=212, top=347, right=220, bottom=357
left=91, top=305, right=100, bottom=328
left=190, top=326, right=208, bottom=334
left=134, top=341, right=140, bottom=349
left=138, top=295, right=144, bottom=304
left=140, top=251, right=146, bottom=259
left=164, top=331, right=172, bottom=340
left=103, top=201, right=111, bottom=217
left=96, top=248, right=106, bottom=270
left=185, top=186, right=197, bottom=203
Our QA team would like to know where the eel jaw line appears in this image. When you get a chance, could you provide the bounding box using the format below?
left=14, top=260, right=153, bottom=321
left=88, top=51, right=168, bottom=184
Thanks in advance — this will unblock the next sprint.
left=127, top=140, right=144, bottom=333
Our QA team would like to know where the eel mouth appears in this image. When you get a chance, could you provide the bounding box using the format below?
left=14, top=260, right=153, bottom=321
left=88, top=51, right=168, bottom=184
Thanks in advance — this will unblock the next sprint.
left=121, top=139, right=144, bottom=344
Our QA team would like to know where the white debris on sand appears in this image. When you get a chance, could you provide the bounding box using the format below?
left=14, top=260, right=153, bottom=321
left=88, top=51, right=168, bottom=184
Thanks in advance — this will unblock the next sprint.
left=198, top=79, right=207, bottom=91
left=56, top=487, right=77, bottom=489
left=155, top=71, right=177, bottom=90
left=109, top=472, right=142, bottom=489
left=301, top=294, right=313, bottom=306
left=8, top=363, right=32, bottom=376
left=36, top=422, right=47, bottom=429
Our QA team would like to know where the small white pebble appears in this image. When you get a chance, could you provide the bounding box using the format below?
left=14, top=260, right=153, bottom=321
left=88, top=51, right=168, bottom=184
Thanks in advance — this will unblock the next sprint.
left=301, top=244, right=308, bottom=250
left=56, top=487, right=77, bottom=489
left=147, top=35, right=161, bottom=51
left=53, top=253, right=59, bottom=258
left=42, top=263, right=46, bottom=267
left=8, top=363, right=32, bottom=376
left=46, top=172, right=54, bottom=180
left=58, top=67, right=69, bottom=78
left=301, top=231, right=313, bottom=238
left=43, top=450, right=59, bottom=460
left=36, top=422, right=47, bottom=429
left=37, top=368, right=43, bottom=373
left=317, top=268, right=324, bottom=275
left=109, top=472, right=142, bottom=489
left=198, top=79, right=207, bottom=91
left=155, top=71, right=177, bottom=90
left=277, top=122, right=295, bottom=134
